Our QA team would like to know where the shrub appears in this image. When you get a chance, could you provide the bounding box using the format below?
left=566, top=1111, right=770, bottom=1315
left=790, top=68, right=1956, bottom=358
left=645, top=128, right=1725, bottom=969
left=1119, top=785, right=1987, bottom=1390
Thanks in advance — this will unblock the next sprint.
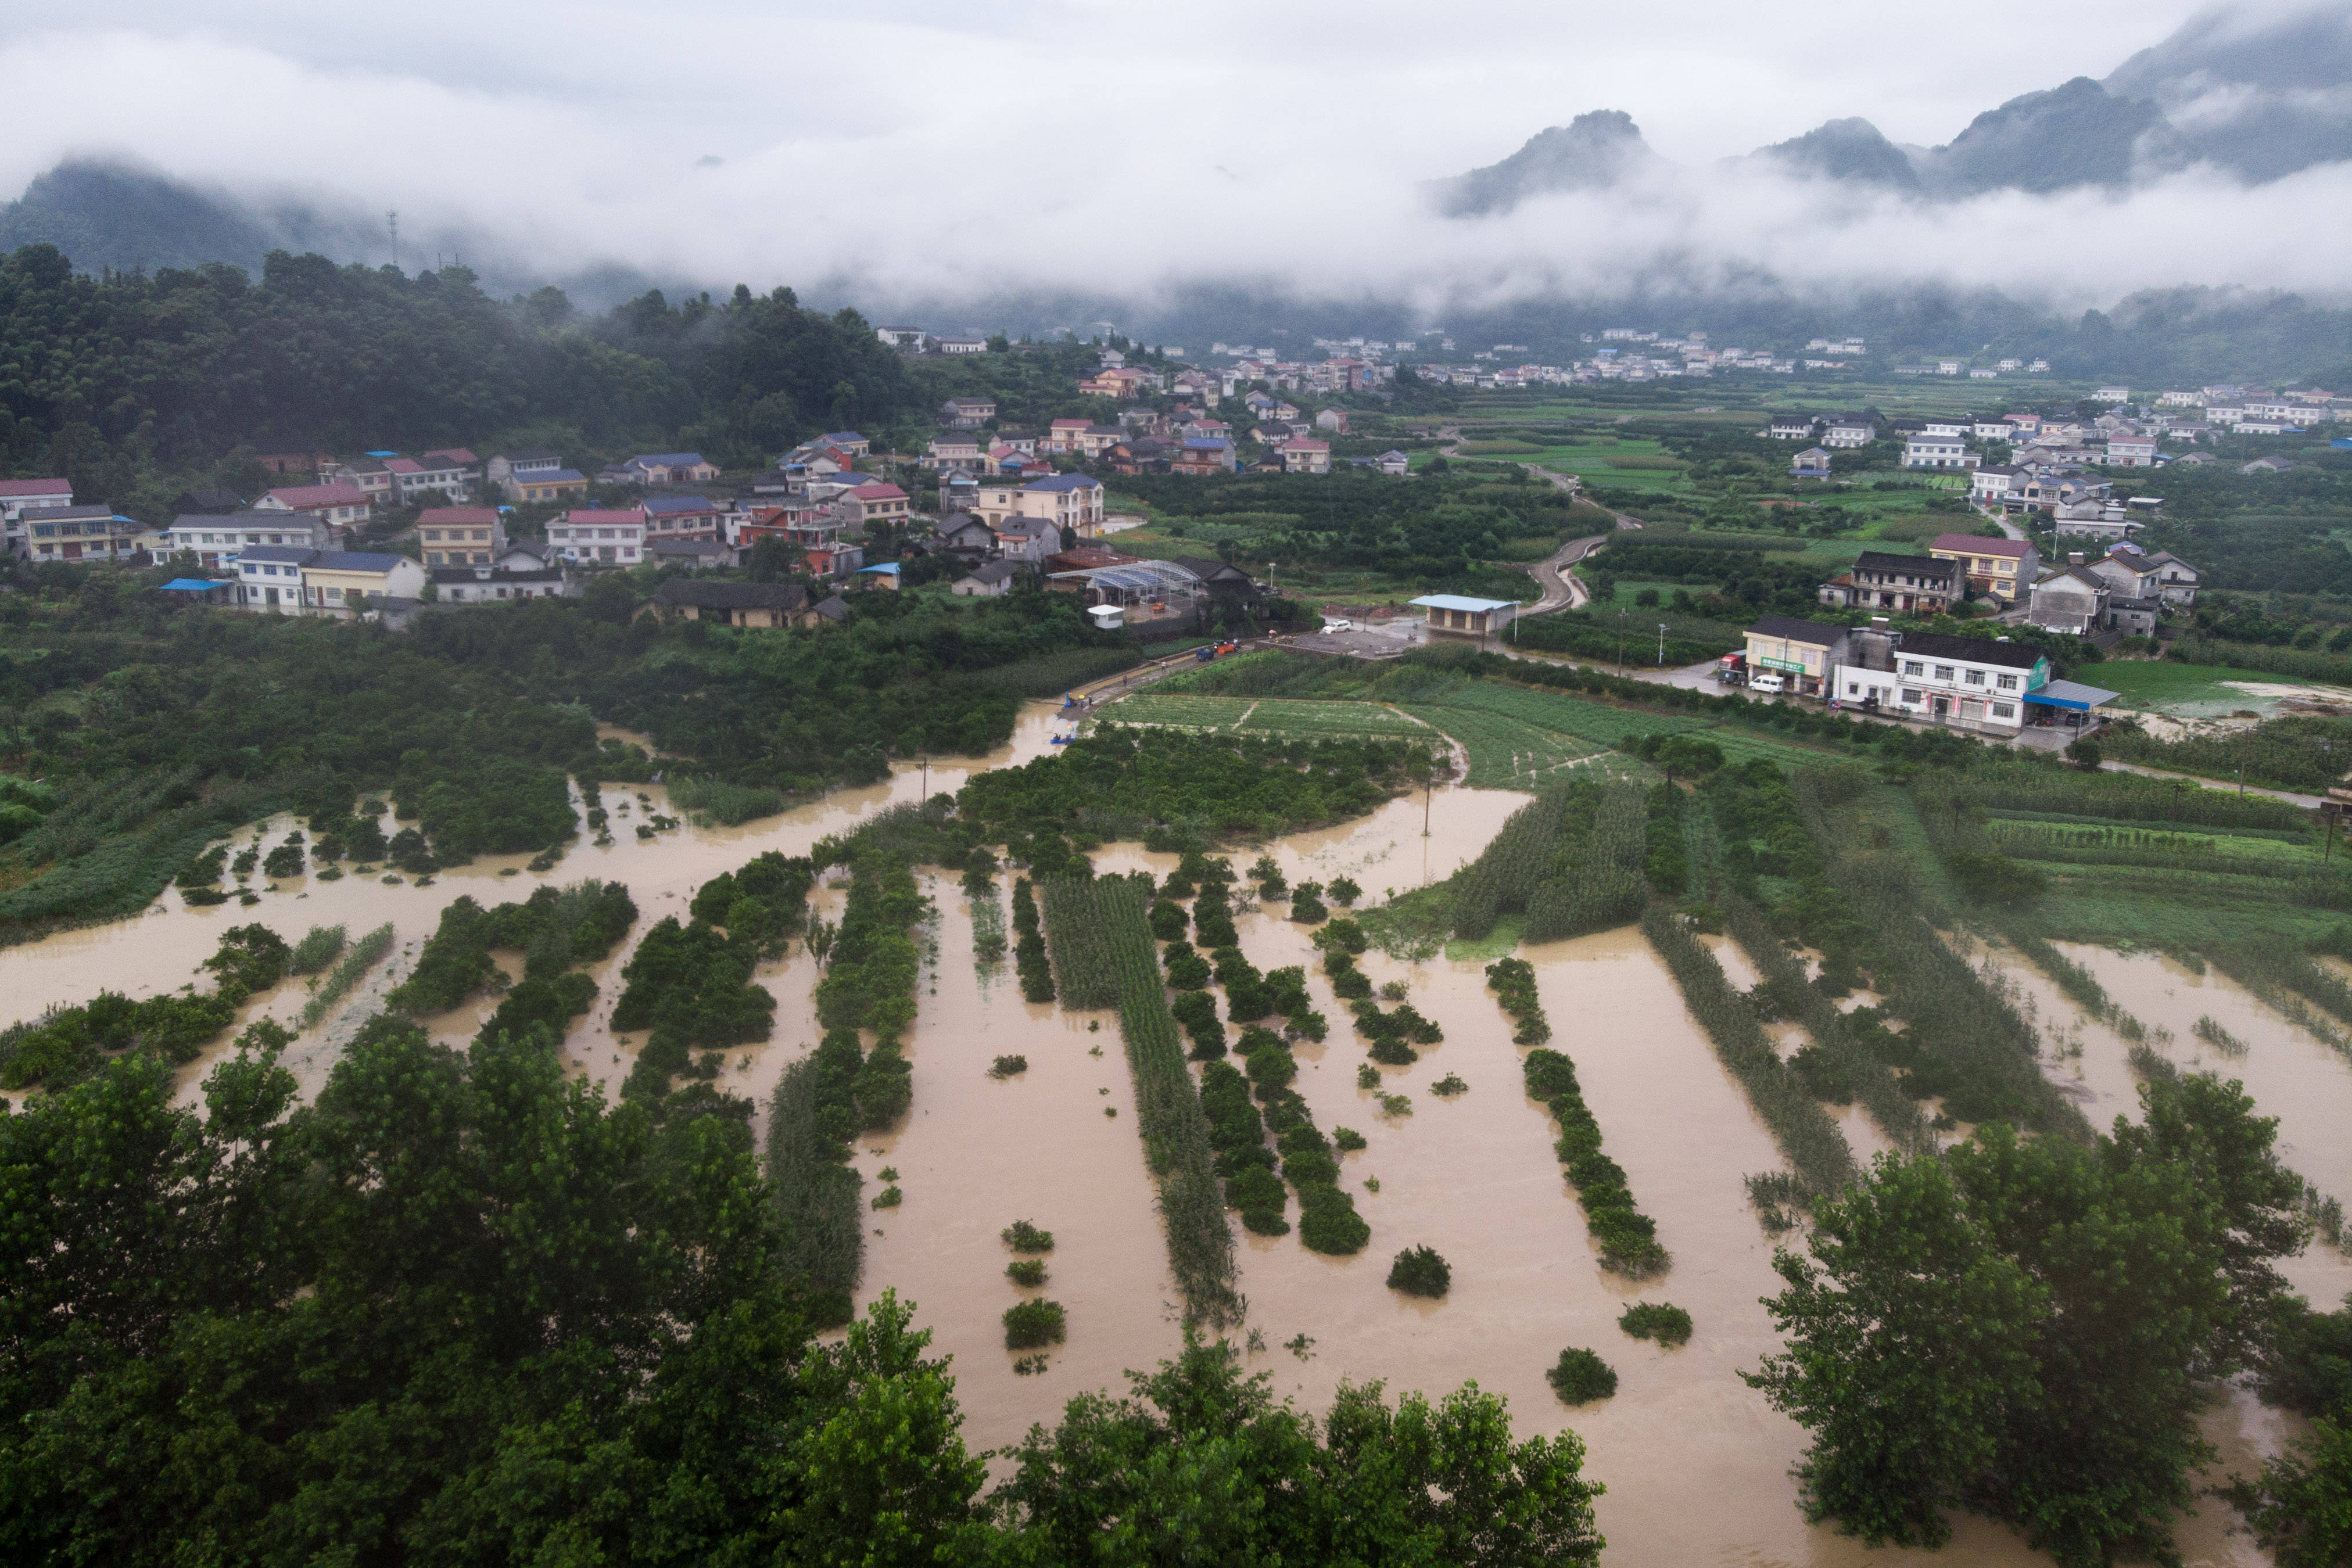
left=1430, top=1074, right=1467, bottom=1097
left=989, top=1054, right=1029, bottom=1078
left=1387, top=1245, right=1451, bottom=1297
left=1002, top=1298, right=1068, bottom=1349
left=1006, top=1259, right=1048, bottom=1287
left=1356, top=1064, right=1380, bottom=1090
left=1942, top=851, right=2046, bottom=906
left=870, top=1185, right=902, bottom=1210
left=287, top=924, right=347, bottom=976
left=1378, top=1093, right=1413, bottom=1117
left=1002, top=1219, right=1055, bottom=1253
left=1171, top=989, right=1225, bottom=1057
left=1298, top=1196, right=1371, bottom=1255
left=1328, top=877, right=1362, bottom=906
left=1333, top=1126, right=1367, bottom=1151
left=1547, top=1347, right=1618, bottom=1405
left=1618, top=1301, right=1693, bottom=1345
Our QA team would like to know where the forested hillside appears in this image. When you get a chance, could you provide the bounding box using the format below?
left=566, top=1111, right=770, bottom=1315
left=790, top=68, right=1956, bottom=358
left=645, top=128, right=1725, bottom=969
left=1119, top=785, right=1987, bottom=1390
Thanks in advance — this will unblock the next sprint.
left=0, top=243, right=921, bottom=519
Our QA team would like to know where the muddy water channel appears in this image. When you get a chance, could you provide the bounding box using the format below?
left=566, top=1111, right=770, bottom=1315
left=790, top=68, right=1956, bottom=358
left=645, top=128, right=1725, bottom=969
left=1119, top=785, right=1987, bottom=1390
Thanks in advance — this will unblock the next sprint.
left=0, top=723, right=2327, bottom=1565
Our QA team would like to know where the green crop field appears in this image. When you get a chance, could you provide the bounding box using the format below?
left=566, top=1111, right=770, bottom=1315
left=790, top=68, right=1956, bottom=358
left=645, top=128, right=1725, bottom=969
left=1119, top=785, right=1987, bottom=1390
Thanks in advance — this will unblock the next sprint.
left=1400, top=706, right=1606, bottom=791
left=2093, top=659, right=2352, bottom=717
left=1098, top=693, right=1256, bottom=731
left=1236, top=699, right=1431, bottom=737
left=1421, top=683, right=1706, bottom=745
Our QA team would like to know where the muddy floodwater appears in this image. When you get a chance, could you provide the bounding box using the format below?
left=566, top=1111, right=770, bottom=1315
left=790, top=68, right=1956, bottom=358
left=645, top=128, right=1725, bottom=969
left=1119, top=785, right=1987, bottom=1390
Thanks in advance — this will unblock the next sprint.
left=3, top=713, right=2340, bottom=1565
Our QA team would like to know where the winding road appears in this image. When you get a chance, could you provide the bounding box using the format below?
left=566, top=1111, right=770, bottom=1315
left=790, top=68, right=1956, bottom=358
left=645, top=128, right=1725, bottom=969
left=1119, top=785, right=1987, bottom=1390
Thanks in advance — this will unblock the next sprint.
left=1433, top=426, right=1638, bottom=615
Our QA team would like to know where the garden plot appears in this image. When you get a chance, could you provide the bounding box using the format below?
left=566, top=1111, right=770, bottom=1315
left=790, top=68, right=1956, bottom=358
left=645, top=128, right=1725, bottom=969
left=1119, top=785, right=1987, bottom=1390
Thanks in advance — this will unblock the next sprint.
left=1099, top=693, right=1256, bottom=732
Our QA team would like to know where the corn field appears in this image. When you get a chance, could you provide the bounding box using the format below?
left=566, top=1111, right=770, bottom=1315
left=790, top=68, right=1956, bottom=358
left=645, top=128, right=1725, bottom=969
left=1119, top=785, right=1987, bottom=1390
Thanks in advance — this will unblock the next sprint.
left=1050, top=876, right=1242, bottom=1326
left=1641, top=907, right=1858, bottom=1211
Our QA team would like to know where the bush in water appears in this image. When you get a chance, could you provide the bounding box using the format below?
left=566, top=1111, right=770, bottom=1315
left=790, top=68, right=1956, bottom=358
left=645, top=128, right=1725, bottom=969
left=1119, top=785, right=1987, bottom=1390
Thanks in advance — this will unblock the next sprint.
left=988, top=1054, right=1028, bottom=1078
left=1618, top=1302, right=1694, bottom=1346
left=1548, top=1347, right=1618, bottom=1405
left=1006, top=1259, right=1048, bottom=1287
left=1387, top=1245, right=1451, bottom=1298
left=1333, top=1126, right=1367, bottom=1152
left=1002, top=1219, right=1056, bottom=1253
left=1002, top=1299, right=1067, bottom=1350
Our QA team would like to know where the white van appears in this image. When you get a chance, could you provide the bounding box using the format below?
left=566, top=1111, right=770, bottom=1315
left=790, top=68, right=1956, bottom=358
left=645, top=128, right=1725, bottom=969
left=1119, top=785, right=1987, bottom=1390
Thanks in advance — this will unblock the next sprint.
left=1747, top=672, right=1786, bottom=695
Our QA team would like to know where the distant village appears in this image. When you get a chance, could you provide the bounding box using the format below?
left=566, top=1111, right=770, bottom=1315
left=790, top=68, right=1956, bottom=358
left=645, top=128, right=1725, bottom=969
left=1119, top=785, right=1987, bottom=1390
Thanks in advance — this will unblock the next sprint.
left=0, top=324, right=2338, bottom=754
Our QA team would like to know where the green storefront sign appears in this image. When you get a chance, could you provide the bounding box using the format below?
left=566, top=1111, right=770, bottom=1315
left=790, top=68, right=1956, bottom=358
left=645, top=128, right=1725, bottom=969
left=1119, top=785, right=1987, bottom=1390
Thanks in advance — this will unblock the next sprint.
left=1758, top=656, right=1807, bottom=673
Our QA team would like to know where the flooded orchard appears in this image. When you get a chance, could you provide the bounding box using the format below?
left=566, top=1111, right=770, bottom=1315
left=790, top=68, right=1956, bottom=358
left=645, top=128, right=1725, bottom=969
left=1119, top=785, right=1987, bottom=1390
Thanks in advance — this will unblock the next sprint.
left=3, top=705, right=2338, bottom=1567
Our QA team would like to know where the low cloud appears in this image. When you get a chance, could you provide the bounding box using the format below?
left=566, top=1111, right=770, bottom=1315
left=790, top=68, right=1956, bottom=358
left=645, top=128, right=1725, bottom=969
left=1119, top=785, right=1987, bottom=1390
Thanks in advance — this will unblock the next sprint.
left=4, top=5, right=2344, bottom=326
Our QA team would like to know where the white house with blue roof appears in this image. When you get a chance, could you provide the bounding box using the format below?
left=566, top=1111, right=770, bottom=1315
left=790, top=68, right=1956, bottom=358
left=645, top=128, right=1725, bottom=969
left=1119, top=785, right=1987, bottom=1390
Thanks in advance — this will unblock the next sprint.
left=1411, top=593, right=1517, bottom=640
left=231, top=546, right=425, bottom=618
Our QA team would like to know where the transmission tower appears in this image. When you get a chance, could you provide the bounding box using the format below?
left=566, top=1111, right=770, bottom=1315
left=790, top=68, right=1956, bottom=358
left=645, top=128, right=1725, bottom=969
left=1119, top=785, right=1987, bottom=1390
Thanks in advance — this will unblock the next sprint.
left=387, top=210, right=400, bottom=272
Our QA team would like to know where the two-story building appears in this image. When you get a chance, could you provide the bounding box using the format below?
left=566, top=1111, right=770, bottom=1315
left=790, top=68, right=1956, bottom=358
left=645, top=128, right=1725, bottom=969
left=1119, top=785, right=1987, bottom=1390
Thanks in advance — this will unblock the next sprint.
left=940, top=396, right=996, bottom=428
left=1171, top=437, right=1238, bottom=475
left=232, top=547, right=425, bottom=618
left=1743, top=615, right=1849, bottom=698
left=1864, top=631, right=2045, bottom=732
left=548, top=508, right=646, bottom=564
left=16, top=505, right=146, bottom=564
left=1281, top=437, right=1331, bottom=475
left=167, top=511, right=339, bottom=569
left=255, top=483, right=372, bottom=528
left=0, top=478, right=73, bottom=552
left=832, top=482, right=912, bottom=533
left=428, top=562, right=571, bottom=604
left=1823, top=415, right=1878, bottom=449
left=328, top=457, right=399, bottom=506
left=1928, top=533, right=2040, bottom=603
left=925, top=436, right=984, bottom=472
left=622, top=452, right=720, bottom=486
left=2025, top=565, right=2111, bottom=636
left=1817, top=551, right=1963, bottom=615
left=1901, top=433, right=1978, bottom=470
left=385, top=454, right=472, bottom=503
left=643, top=494, right=727, bottom=542
left=416, top=507, right=505, bottom=566
left=1789, top=446, right=1834, bottom=480
left=2088, top=544, right=2198, bottom=608
left=642, top=580, right=827, bottom=629
left=1767, top=414, right=1818, bottom=440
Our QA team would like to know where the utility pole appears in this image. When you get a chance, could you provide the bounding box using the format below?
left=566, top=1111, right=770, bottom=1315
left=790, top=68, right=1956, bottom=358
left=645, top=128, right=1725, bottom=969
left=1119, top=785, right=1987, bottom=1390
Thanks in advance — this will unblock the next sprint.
left=386, top=210, right=400, bottom=272
left=1657, top=622, right=1668, bottom=666
left=1618, top=608, right=1627, bottom=673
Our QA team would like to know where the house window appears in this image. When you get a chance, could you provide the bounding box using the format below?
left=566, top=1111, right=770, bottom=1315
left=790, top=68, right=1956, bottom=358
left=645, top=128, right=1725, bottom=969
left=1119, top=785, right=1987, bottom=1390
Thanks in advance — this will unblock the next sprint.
left=1934, top=665, right=1955, bottom=680
left=1902, top=660, right=1923, bottom=676
left=1996, top=674, right=2019, bottom=691
left=1964, top=670, right=1985, bottom=686
left=1901, top=688, right=1923, bottom=704
left=327, top=587, right=343, bottom=600
left=1992, top=702, right=2016, bottom=719
left=1848, top=682, right=1861, bottom=695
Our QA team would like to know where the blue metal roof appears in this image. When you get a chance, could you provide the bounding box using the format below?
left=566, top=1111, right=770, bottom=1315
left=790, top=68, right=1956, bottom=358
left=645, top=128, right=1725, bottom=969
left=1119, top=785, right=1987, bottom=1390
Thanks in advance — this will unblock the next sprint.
left=2021, top=679, right=2118, bottom=711
left=157, top=578, right=228, bottom=591
left=1411, top=593, right=1516, bottom=612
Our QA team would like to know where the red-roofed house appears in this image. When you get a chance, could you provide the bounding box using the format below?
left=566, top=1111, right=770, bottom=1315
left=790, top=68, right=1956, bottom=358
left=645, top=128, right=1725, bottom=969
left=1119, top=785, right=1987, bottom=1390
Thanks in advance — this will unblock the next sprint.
left=1928, top=532, right=2041, bottom=602
left=1281, top=437, right=1331, bottom=475
left=833, top=482, right=910, bottom=530
left=416, top=507, right=505, bottom=566
left=255, top=485, right=372, bottom=526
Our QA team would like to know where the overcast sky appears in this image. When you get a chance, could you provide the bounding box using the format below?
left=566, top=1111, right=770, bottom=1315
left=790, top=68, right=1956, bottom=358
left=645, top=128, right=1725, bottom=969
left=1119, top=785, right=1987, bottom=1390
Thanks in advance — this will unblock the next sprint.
left=3, top=1, right=2344, bottom=313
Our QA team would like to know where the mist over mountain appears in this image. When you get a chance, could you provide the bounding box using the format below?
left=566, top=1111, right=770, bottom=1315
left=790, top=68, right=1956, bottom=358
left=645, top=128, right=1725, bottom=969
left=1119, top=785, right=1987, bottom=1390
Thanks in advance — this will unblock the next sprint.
left=2106, top=4, right=2352, bottom=180
left=1749, top=119, right=1919, bottom=189
left=1427, top=111, right=1662, bottom=217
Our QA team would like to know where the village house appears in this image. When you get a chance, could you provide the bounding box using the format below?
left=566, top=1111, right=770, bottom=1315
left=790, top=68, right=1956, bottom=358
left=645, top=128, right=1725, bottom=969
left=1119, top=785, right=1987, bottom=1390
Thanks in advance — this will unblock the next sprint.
left=2027, top=565, right=2112, bottom=634
left=816, top=431, right=870, bottom=458
left=232, top=547, right=425, bottom=618
left=935, top=512, right=998, bottom=561
left=386, top=453, right=473, bottom=503
left=988, top=517, right=1062, bottom=564
left=2088, top=543, right=2198, bottom=607
left=1901, top=432, right=1978, bottom=471
left=1817, top=551, right=1963, bottom=615
left=1375, top=449, right=1411, bottom=476
left=1970, top=465, right=2023, bottom=506
left=1412, top=593, right=1516, bottom=641
left=646, top=538, right=740, bottom=570
left=924, top=436, right=984, bottom=472
left=2100, top=436, right=2159, bottom=467
left=416, top=507, right=505, bottom=566
left=643, top=493, right=728, bottom=542
left=254, top=484, right=372, bottom=528
left=327, top=457, right=399, bottom=505
left=974, top=473, right=1105, bottom=538
left=248, top=440, right=334, bottom=476
left=0, top=479, right=73, bottom=547
left=641, top=580, right=826, bottom=630
left=1789, top=446, right=1834, bottom=480
left=833, top=482, right=912, bottom=533
left=426, top=565, right=569, bottom=605
left=950, top=559, right=1021, bottom=597
left=1281, top=437, right=1332, bottom=475
left=1743, top=614, right=1849, bottom=698
left=547, top=508, right=646, bottom=564
left=1822, top=415, right=1878, bottom=449
left=1171, top=437, right=1238, bottom=475
left=937, top=336, right=988, bottom=356
left=622, top=452, right=720, bottom=486
left=2051, top=507, right=2144, bottom=541
left=1856, top=631, right=2047, bottom=734
left=1767, top=414, right=1818, bottom=440
left=16, top=506, right=145, bottom=565
left=1929, top=533, right=2040, bottom=602
left=168, top=511, right=339, bottom=569
left=940, top=396, right=996, bottom=428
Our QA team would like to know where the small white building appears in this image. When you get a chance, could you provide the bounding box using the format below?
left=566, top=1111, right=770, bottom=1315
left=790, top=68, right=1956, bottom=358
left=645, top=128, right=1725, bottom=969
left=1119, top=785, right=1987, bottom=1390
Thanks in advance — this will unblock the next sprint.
left=1901, top=433, right=1978, bottom=470
left=548, top=508, right=646, bottom=564
left=1412, top=593, right=1516, bottom=640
